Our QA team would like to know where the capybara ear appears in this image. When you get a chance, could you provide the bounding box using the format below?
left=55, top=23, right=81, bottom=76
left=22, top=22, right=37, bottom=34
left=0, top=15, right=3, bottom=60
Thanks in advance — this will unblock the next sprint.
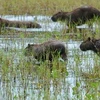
left=88, top=37, right=91, bottom=41
left=28, top=44, right=31, bottom=47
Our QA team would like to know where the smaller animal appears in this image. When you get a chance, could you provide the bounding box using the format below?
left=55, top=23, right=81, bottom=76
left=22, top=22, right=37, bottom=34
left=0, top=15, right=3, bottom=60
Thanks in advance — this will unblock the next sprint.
left=80, top=37, right=100, bottom=54
left=24, top=40, right=67, bottom=62
left=0, top=18, right=41, bottom=28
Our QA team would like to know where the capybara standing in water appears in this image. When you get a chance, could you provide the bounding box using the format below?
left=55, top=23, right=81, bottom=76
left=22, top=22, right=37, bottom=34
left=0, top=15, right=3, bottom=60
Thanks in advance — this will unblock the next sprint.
left=0, top=18, right=41, bottom=28
left=24, top=40, right=67, bottom=62
left=80, top=37, right=100, bottom=54
left=51, top=6, right=100, bottom=32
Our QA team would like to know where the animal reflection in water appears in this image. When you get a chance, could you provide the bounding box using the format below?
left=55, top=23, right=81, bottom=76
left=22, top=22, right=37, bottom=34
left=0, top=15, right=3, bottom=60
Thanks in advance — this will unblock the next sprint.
left=51, top=6, right=100, bottom=33
left=80, top=37, right=100, bottom=55
left=24, top=40, right=67, bottom=62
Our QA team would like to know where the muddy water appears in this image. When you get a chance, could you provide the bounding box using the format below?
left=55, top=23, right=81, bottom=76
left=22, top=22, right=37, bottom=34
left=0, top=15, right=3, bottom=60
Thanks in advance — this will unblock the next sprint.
left=0, top=15, right=99, bottom=100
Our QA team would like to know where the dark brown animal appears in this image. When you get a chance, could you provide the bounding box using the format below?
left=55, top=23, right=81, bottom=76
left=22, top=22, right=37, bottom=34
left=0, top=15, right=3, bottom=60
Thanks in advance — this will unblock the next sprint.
left=0, top=18, right=41, bottom=28
left=51, top=6, right=100, bottom=32
left=24, top=40, right=67, bottom=62
left=80, top=37, right=100, bottom=53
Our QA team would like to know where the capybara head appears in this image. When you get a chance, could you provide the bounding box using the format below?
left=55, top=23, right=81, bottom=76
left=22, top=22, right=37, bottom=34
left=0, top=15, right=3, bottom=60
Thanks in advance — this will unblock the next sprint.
left=24, top=44, right=35, bottom=56
left=80, top=37, right=98, bottom=53
left=51, top=11, right=68, bottom=22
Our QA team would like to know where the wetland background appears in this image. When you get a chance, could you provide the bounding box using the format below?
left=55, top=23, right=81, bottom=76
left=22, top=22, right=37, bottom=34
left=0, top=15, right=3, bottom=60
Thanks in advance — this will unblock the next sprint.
left=0, top=0, right=100, bottom=100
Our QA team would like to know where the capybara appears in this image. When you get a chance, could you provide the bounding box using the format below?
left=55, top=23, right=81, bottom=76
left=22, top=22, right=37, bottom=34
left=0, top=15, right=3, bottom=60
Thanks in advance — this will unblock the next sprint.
left=24, top=40, right=67, bottom=62
left=80, top=37, right=100, bottom=53
left=51, top=6, right=100, bottom=32
left=0, top=18, right=41, bottom=28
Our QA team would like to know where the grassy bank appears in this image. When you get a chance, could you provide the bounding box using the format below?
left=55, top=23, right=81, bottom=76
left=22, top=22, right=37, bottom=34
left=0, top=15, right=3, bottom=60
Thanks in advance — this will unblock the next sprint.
left=0, top=0, right=100, bottom=15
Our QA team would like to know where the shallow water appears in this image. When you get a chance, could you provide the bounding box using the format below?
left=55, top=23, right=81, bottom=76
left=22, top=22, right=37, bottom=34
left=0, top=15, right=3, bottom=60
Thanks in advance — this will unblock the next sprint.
left=0, top=15, right=100, bottom=100
left=0, top=37, right=98, bottom=100
left=1, top=15, right=99, bottom=32
left=1, top=15, right=65, bottom=32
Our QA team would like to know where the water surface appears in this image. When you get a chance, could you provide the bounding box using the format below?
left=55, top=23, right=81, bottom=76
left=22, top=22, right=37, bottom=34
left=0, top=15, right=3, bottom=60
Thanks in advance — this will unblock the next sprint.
left=0, top=15, right=100, bottom=100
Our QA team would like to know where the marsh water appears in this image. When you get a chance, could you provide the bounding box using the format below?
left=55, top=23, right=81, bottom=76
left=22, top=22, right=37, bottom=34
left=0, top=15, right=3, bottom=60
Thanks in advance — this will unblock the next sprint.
left=0, top=15, right=100, bottom=100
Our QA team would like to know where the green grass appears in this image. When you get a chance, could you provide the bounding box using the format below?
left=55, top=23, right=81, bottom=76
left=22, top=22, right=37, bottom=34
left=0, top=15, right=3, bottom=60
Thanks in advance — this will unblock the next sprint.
left=0, top=0, right=100, bottom=99
left=0, top=38, right=100, bottom=100
left=0, top=0, right=100, bottom=15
